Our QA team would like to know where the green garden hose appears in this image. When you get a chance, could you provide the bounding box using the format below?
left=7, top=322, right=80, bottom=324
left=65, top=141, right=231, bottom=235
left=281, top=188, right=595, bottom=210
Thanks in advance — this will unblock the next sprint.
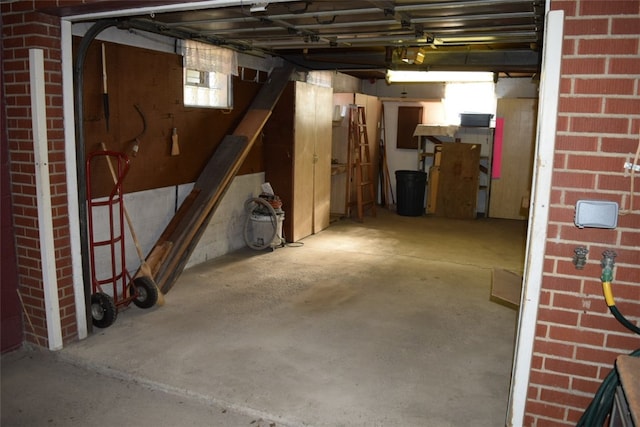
left=576, top=251, right=639, bottom=426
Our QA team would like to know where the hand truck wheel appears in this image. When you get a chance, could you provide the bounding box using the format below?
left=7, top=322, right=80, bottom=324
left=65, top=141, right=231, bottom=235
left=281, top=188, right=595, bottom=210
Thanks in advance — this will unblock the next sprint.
left=130, top=276, right=159, bottom=309
left=91, top=292, right=117, bottom=328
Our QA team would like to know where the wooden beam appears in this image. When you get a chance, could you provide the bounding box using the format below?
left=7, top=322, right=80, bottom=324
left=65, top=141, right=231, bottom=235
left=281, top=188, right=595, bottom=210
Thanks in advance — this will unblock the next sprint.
left=140, top=63, right=295, bottom=294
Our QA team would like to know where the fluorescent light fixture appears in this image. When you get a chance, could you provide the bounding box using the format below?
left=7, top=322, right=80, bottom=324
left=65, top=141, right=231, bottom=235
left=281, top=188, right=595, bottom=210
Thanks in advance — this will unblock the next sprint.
left=386, top=70, right=495, bottom=83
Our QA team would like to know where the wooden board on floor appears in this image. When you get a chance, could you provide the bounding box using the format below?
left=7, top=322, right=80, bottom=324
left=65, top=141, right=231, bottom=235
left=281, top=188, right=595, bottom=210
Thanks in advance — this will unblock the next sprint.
left=490, top=268, right=523, bottom=310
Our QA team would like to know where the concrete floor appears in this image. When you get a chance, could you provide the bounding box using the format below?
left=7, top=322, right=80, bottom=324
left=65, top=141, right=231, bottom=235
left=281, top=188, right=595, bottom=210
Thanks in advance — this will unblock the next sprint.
left=2, top=208, right=527, bottom=427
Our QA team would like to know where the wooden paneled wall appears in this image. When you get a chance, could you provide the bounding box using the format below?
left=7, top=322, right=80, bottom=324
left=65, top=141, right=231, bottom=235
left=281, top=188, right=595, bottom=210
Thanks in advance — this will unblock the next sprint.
left=79, top=39, right=263, bottom=198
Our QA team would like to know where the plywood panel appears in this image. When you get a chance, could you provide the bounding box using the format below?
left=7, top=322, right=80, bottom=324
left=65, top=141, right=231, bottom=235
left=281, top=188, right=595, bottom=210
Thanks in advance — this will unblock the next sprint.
left=313, top=85, right=333, bottom=234
left=293, top=82, right=316, bottom=242
left=79, top=39, right=263, bottom=198
left=435, top=143, right=480, bottom=219
left=330, top=93, right=354, bottom=215
left=489, top=98, right=537, bottom=220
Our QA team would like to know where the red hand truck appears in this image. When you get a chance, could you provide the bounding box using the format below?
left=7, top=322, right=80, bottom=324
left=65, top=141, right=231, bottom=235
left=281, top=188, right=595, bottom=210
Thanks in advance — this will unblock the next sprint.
left=86, top=149, right=158, bottom=328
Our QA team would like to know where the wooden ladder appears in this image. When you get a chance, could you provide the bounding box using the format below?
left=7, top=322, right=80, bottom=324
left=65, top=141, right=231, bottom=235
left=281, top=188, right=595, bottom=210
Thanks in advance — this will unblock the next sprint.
left=347, top=105, right=377, bottom=221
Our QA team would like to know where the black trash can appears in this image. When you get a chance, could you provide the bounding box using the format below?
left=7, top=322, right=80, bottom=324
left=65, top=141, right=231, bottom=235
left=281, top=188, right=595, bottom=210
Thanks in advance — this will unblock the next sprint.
left=395, top=170, right=427, bottom=216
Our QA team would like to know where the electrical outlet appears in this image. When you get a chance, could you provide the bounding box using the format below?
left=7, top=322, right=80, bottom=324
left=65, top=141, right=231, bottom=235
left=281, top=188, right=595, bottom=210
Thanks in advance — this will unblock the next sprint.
left=575, top=200, right=618, bottom=229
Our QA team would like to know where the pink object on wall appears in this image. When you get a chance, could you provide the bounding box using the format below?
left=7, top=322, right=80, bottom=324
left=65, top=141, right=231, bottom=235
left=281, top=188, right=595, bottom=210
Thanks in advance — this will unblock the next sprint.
left=492, top=118, right=504, bottom=179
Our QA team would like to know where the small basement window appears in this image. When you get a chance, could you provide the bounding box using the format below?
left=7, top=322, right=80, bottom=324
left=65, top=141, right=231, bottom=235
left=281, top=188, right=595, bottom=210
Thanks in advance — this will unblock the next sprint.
left=183, top=68, right=232, bottom=109
left=181, top=40, right=238, bottom=109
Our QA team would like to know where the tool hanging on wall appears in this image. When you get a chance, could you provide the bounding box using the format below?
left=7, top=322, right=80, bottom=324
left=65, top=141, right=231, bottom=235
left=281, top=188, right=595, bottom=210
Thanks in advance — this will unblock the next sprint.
left=128, top=104, right=146, bottom=157
left=101, top=43, right=110, bottom=132
left=171, top=127, right=180, bottom=156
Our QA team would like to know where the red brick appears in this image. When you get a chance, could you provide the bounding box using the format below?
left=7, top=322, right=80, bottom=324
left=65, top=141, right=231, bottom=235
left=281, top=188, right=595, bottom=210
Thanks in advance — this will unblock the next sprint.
left=544, top=240, right=584, bottom=259
left=533, top=337, right=577, bottom=357
left=580, top=1, right=640, bottom=16
left=601, top=136, right=640, bottom=153
left=562, top=57, right=606, bottom=76
left=525, top=399, right=568, bottom=420
left=539, top=387, right=593, bottom=410
left=530, top=369, right=572, bottom=390
left=581, top=309, right=637, bottom=331
left=554, top=152, right=567, bottom=169
left=539, top=288, right=554, bottom=307
left=523, top=414, right=536, bottom=427
left=562, top=38, right=577, bottom=57
left=536, top=417, right=574, bottom=427
left=550, top=189, right=563, bottom=204
left=606, top=97, right=640, bottom=116
left=564, top=18, right=609, bottom=36
left=609, top=57, right=640, bottom=74
left=549, top=206, right=575, bottom=224
left=555, top=115, right=569, bottom=133
left=574, top=78, right=636, bottom=96
left=552, top=290, right=600, bottom=311
left=10, top=22, right=52, bottom=37
left=588, top=34, right=639, bottom=55
left=618, top=213, right=640, bottom=229
left=567, top=154, right=626, bottom=172
left=560, top=224, right=619, bottom=245
left=621, top=230, right=640, bottom=246
left=575, top=346, right=621, bottom=365
left=599, top=174, right=635, bottom=192
left=552, top=171, right=596, bottom=188
left=543, top=275, right=585, bottom=293
left=612, top=17, right=640, bottom=34
left=559, top=77, right=573, bottom=95
left=548, top=324, right=606, bottom=347
left=614, top=244, right=640, bottom=262
left=23, top=34, right=61, bottom=50
left=571, top=116, right=630, bottom=134
left=555, top=134, right=599, bottom=152
left=547, top=225, right=560, bottom=242
left=607, top=333, right=640, bottom=352
left=558, top=96, right=603, bottom=113
left=571, top=377, right=603, bottom=395
left=563, top=189, right=618, bottom=206
left=532, top=354, right=544, bottom=370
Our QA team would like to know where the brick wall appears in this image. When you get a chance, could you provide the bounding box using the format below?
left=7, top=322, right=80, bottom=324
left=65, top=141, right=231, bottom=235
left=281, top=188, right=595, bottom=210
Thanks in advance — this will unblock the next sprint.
left=1, top=0, right=91, bottom=347
left=525, top=1, right=640, bottom=425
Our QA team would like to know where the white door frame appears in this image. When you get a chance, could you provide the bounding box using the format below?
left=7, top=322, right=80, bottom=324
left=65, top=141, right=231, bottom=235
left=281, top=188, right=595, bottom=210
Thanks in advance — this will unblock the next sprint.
left=506, top=9, right=564, bottom=426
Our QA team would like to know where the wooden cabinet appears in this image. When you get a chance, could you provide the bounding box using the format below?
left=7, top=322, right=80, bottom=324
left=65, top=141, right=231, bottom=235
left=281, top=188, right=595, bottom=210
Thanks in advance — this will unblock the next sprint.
left=263, top=81, right=333, bottom=242
left=330, top=93, right=381, bottom=216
